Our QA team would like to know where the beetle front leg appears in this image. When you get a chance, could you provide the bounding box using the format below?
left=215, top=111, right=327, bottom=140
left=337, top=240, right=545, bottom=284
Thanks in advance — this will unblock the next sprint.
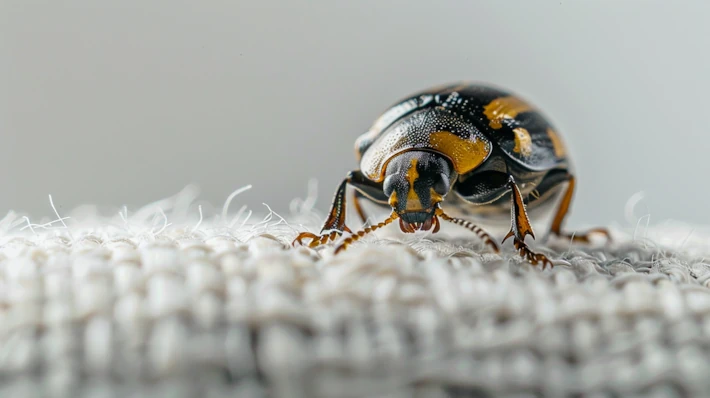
left=293, top=170, right=383, bottom=249
left=502, top=176, right=553, bottom=269
left=293, top=178, right=351, bottom=248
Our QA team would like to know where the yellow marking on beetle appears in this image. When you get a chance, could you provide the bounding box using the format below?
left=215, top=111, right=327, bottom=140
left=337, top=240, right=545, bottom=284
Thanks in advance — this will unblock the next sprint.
left=405, top=158, right=423, bottom=211
left=512, top=128, right=533, bottom=157
left=405, top=158, right=419, bottom=186
left=483, top=96, right=532, bottom=129
left=388, top=190, right=398, bottom=207
left=406, top=198, right=423, bottom=211
left=430, top=188, right=443, bottom=204
left=547, top=128, right=566, bottom=157
left=428, top=131, right=491, bottom=174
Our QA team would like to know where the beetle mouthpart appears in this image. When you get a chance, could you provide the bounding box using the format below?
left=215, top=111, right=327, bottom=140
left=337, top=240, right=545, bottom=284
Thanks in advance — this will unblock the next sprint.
left=398, top=215, right=440, bottom=233
left=399, top=218, right=414, bottom=233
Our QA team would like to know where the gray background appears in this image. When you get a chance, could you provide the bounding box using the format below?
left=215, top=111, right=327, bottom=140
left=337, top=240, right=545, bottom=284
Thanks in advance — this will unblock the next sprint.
left=1, top=1, right=707, bottom=228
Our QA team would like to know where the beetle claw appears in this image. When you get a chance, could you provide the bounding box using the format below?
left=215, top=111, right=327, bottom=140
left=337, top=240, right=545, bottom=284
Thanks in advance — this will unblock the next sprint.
left=292, top=232, right=318, bottom=247
left=512, top=239, right=553, bottom=269
left=292, top=231, right=343, bottom=248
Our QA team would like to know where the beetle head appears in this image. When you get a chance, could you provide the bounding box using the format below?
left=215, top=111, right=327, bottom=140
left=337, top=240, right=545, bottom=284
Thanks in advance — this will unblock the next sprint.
left=383, top=151, right=456, bottom=233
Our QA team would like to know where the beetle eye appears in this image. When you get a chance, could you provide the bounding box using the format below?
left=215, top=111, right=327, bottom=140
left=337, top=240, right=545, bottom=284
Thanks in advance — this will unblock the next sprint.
left=433, top=173, right=449, bottom=195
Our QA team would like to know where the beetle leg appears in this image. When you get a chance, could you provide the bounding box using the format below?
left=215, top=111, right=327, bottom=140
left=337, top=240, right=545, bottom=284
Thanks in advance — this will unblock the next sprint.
left=502, top=176, right=553, bottom=269
left=352, top=190, right=369, bottom=225
left=548, top=174, right=612, bottom=243
left=293, top=178, right=351, bottom=248
left=292, top=170, right=384, bottom=249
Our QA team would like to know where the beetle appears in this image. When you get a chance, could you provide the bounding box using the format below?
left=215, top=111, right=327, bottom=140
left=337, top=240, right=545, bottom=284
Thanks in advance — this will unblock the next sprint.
left=293, top=82, right=610, bottom=267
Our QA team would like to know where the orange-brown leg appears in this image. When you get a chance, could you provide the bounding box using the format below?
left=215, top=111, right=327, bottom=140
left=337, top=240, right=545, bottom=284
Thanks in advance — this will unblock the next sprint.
left=549, top=174, right=611, bottom=243
left=352, top=190, right=369, bottom=225
left=502, top=176, right=553, bottom=268
left=293, top=178, right=351, bottom=248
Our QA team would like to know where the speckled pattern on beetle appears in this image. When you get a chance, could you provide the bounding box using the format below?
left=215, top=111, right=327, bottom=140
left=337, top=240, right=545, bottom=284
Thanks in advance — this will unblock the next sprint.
left=293, top=82, right=610, bottom=267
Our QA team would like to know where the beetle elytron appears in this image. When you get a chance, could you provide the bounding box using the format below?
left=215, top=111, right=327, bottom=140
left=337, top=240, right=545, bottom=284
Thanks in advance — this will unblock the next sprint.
left=293, top=82, right=609, bottom=267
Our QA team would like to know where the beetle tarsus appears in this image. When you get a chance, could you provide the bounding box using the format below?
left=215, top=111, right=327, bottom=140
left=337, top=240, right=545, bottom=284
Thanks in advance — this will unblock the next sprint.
left=512, top=238, right=553, bottom=269
left=502, top=176, right=553, bottom=267
left=292, top=228, right=349, bottom=248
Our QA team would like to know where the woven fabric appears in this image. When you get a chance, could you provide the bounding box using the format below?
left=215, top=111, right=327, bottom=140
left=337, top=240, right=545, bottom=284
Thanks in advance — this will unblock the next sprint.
left=1, top=189, right=709, bottom=398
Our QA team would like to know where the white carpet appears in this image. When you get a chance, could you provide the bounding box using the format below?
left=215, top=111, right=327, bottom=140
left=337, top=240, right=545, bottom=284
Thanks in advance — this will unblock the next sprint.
left=1, top=186, right=709, bottom=398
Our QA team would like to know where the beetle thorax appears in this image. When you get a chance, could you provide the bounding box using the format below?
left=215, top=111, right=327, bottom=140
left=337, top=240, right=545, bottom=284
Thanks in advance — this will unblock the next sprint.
left=382, top=151, right=457, bottom=232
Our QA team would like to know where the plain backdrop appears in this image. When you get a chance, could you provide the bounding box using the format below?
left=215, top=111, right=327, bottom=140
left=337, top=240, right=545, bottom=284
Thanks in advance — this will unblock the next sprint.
left=1, top=1, right=708, bottom=229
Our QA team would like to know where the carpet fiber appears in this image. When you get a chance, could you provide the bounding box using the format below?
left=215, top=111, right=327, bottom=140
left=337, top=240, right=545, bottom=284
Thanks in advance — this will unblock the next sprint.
left=1, top=187, right=709, bottom=398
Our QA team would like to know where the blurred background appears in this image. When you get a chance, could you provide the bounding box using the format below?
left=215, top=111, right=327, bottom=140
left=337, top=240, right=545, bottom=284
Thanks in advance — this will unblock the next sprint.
left=1, top=1, right=708, bottom=228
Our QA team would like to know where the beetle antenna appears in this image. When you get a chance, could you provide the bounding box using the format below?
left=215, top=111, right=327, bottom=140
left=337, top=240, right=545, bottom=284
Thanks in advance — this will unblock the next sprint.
left=334, top=212, right=399, bottom=254
left=435, top=208, right=500, bottom=253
